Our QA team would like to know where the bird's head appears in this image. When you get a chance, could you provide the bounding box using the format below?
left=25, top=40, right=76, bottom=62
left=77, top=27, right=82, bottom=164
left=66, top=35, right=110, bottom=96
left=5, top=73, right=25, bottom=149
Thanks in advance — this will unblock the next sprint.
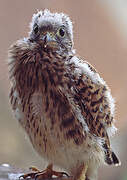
left=29, top=9, right=73, bottom=55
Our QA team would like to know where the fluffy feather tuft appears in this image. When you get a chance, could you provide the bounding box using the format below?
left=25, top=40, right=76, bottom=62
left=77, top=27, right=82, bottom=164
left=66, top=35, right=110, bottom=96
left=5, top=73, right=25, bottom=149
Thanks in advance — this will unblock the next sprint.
left=29, top=9, right=73, bottom=40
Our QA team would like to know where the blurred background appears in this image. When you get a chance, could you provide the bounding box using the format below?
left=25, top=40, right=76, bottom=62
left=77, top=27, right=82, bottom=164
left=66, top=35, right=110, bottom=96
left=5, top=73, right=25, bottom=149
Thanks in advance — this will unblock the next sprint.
left=0, top=0, right=127, bottom=179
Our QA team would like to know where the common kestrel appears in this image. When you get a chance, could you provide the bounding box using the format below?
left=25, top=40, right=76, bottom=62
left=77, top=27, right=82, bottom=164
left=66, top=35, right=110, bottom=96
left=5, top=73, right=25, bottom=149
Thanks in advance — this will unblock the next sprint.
left=8, top=9, right=120, bottom=180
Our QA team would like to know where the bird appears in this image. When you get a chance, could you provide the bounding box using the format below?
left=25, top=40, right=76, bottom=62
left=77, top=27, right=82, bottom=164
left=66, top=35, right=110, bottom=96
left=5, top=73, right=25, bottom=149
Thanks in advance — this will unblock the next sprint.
left=8, top=9, right=121, bottom=180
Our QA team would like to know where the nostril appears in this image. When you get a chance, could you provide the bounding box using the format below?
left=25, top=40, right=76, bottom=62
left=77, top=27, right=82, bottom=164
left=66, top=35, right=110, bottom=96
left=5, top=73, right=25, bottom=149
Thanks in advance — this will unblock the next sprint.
left=41, top=35, right=47, bottom=42
left=44, top=35, right=47, bottom=44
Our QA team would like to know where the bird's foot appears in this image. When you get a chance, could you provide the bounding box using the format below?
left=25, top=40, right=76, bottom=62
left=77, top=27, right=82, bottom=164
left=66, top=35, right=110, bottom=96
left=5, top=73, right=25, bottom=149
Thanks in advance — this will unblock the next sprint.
left=19, top=164, right=71, bottom=180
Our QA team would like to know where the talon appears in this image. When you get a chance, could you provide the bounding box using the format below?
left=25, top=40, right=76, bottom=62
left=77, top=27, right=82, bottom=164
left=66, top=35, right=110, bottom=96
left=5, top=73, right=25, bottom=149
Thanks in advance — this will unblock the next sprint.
left=52, top=171, right=70, bottom=177
left=61, top=172, right=70, bottom=177
left=19, top=172, right=37, bottom=179
left=19, top=164, right=70, bottom=180
left=19, top=175, right=27, bottom=179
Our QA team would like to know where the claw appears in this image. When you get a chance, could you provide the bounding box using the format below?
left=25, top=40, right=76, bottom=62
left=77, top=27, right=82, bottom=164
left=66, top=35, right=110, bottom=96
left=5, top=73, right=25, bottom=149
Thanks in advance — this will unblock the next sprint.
left=19, top=172, right=37, bottom=179
left=19, top=164, right=70, bottom=180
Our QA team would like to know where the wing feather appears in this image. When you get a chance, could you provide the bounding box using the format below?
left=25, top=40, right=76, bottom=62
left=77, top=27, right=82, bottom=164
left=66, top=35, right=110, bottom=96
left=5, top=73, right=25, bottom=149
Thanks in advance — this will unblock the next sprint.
left=70, top=56, right=119, bottom=164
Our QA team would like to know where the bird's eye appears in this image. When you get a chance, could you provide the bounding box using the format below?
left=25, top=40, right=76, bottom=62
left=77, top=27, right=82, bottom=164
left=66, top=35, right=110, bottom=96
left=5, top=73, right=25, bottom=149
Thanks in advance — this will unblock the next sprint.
left=57, top=27, right=65, bottom=37
left=33, top=24, right=39, bottom=34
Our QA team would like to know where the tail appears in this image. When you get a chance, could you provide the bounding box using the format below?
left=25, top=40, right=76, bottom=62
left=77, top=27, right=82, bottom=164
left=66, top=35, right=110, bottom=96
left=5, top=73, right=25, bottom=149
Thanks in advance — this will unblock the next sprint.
left=111, top=151, right=121, bottom=166
left=103, top=137, right=121, bottom=166
left=105, top=150, right=121, bottom=166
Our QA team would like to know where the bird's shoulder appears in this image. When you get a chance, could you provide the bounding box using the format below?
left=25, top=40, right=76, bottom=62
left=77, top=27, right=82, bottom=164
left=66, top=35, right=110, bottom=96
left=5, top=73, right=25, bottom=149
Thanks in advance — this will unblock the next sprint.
left=67, top=55, right=116, bottom=139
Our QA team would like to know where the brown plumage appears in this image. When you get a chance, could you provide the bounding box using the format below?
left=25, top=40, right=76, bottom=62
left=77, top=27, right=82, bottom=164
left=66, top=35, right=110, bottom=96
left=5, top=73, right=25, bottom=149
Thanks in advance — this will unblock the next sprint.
left=8, top=9, right=120, bottom=180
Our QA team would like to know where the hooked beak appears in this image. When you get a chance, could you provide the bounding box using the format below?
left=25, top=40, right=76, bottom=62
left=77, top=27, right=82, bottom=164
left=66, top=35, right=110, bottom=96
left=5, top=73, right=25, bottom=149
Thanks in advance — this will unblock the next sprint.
left=41, top=32, right=57, bottom=48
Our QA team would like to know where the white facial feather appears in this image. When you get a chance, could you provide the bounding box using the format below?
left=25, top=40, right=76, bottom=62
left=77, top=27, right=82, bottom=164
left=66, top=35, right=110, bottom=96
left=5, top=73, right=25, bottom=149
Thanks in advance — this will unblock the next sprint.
left=29, top=9, right=73, bottom=40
